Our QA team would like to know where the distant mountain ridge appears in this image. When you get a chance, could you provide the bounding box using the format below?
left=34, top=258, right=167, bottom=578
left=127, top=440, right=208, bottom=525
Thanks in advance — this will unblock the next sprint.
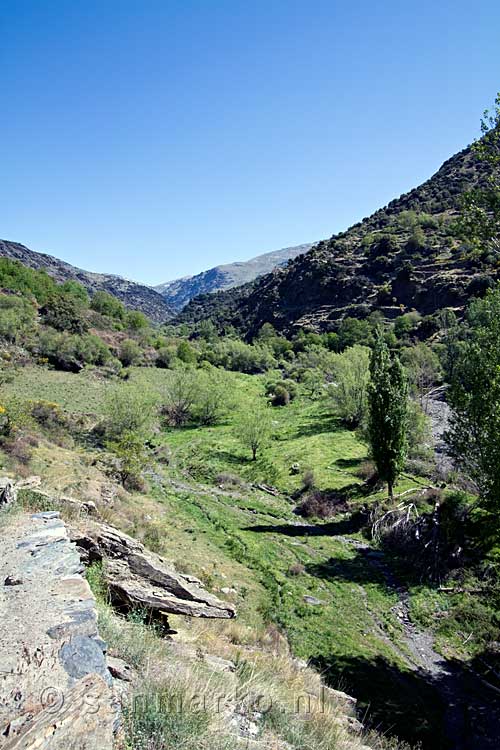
left=0, top=240, right=173, bottom=323
left=155, top=243, right=314, bottom=311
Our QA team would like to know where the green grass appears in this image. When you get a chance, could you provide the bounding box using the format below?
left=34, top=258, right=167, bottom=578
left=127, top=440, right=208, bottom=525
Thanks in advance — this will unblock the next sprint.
left=3, top=363, right=448, bottom=747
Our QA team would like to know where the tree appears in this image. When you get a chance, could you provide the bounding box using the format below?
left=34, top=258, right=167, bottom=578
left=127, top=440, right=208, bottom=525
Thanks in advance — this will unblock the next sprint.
left=177, top=340, right=197, bottom=364
left=446, top=287, right=500, bottom=532
left=368, top=332, right=409, bottom=498
left=193, top=369, right=229, bottom=425
left=41, top=290, right=88, bottom=333
left=456, top=93, right=500, bottom=259
left=90, top=291, right=126, bottom=321
left=60, top=280, right=90, bottom=305
left=236, top=406, right=272, bottom=461
left=401, top=342, right=442, bottom=411
left=0, top=295, right=36, bottom=343
left=338, top=317, right=372, bottom=350
left=126, top=310, right=149, bottom=331
left=329, top=345, right=370, bottom=427
left=107, top=430, right=147, bottom=490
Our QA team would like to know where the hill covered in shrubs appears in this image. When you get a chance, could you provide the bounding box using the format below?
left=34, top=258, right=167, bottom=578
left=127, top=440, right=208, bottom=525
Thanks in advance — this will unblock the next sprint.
left=178, top=143, right=496, bottom=336
left=0, top=239, right=173, bottom=322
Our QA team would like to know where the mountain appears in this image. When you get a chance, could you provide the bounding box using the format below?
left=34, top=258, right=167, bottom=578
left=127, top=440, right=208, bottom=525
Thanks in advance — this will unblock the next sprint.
left=0, top=240, right=173, bottom=323
left=155, top=243, right=314, bottom=311
left=178, top=144, right=495, bottom=335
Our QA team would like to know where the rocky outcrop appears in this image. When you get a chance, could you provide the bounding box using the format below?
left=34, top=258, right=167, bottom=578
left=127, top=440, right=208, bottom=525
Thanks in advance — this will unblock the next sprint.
left=0, top=479, right=16, bottom=507
left=2, top=674, right=114, bottom=750
left=72, top=522, right=237, bottom=620
left=0, top=512, right=114, bottom=748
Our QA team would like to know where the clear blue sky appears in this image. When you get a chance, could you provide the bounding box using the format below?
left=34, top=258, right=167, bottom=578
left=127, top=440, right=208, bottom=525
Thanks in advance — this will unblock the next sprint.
left=1, top=1, right=499, bottom=285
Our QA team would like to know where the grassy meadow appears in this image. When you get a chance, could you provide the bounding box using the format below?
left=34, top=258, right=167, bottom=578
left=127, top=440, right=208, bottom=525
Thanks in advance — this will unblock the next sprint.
left=1, top=362, right=450, bottom=747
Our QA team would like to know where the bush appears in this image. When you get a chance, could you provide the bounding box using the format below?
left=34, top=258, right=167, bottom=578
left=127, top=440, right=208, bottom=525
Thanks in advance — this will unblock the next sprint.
left=177, top=340, right=197, bottom=364
left=0, top=258, right=56, bottom=304
left=0, top=294, right=36, bottom=343
left=35, top=330, right=111, bottom=371
left=266, top=378, right=297, bottom=406
left=160, top=370, right=197, bottom=427
left=126, top=310, right=149, bottom=331
left=107, top=431, right=147, bottom=491
left=288, top=563, right=306, bottom=576
left=1, top=433, right=36, bottom=465
left=90, top=291, right=126, bottom=321
left=337, top=317, right=372, bottom=350
left=119, top=339, right=143, bottom=367
left=208, top=339, right=276, bottom=373
left=296, top=490, right=348, bottom=519
left=30, top=400, right=66, bottom=429
left=41, top=290, right=88, bottom=334
left=100, top=386, right=157, bottom=441
left=394, top=311, right=422, bottom=339
left=155, top=346, right=175, bottom=369
left=192, top=370, right=229, bottom=426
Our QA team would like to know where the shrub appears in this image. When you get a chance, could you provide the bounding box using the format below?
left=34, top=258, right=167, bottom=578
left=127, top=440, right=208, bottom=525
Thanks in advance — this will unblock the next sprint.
left=90, top=291, right=126, bottom=321
left=41, top=290, right=88, bottom=333
left=177, top=340, right=197, bottom=364
left=155, top=346, right=175, bottom=369
left=107, top=431, right=147, bottom=491
left=215, top=472, right=244, bottom=487
left=0, top=258, right=56, bottom=304
left=30, top=400, right=66, bottom=429
left=288, top=562, right=306, bottom=576
left=160, top=370, right=197, bottom=427
left=100, top=386, right=157, bottom=441
left=1, top=434, right=35, bottom=465
left=266, top=378, right=298, bottom=407
left=35, top=329, right=111, bottom=371
left=126, top=310, right=149, bottom=331
left=119, top=338, right=143, bottom=366
left=296, top=490, right=348, bottom=519
left=191, top=370, right=229, bottom=426
left=394, top=311, right=422, bottom=339
left=208, top=339, right=276, bottom=373
left=0, top=295, right=36, bottom=343
left=337, top=317, right=372, bottom=350
left=301, top=469, right=316, bottom=490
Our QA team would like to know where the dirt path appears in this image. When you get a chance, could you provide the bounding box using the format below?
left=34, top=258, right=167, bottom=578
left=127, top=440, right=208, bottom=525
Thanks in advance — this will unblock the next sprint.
left=336, top=535, right=500, bottom=750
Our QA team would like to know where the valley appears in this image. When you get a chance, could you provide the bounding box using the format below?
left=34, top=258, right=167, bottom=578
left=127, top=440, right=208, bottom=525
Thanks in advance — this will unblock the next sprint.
left=2, top=356, right=499, bottom=749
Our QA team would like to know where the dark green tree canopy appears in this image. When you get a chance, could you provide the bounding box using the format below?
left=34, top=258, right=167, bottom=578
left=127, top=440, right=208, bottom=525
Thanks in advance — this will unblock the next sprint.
left=368, top=332, right=408, bottom=497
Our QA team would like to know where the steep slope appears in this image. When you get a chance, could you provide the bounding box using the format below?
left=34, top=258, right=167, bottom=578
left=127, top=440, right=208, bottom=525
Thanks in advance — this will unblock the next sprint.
left=0, top=240, right=173, bottom=323
left=178, top=144, right=495, bottom=335
left=156, top=243, right=314, bottom=311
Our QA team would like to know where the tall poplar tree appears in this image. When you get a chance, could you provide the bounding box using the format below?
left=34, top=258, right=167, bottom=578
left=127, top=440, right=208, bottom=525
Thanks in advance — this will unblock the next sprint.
left=368, top=332, right=408, bottom=498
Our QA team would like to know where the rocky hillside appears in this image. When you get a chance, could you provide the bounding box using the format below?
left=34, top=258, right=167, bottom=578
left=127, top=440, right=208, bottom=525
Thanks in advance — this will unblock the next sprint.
left=0, top=240, right=173, bottom=323
left=178, top=144, right=495, bottom=335
left=156, top=243, right=314, bottom=311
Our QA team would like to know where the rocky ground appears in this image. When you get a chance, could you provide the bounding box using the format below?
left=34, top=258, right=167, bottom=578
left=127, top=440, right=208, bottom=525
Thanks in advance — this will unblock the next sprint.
left=0, top=509, right=114, bottom=749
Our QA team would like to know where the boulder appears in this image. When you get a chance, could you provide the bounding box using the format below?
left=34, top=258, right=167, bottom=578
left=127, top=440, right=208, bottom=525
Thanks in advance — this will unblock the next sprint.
left=1, top=674, right=114, bottom=750
left=73, top=523, right=236, bottom=620
left=107, top=656, right=135, bottom=683
left=0, top=478, right=16, bottom=507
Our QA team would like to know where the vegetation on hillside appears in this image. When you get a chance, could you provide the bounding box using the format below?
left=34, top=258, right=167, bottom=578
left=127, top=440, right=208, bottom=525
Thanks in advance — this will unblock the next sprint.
left=2, top=97, right=500, bottom=750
